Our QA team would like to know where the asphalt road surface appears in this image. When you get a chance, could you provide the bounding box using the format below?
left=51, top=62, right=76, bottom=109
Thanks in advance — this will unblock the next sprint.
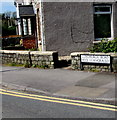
left=2, top=94, right=116, bottom=119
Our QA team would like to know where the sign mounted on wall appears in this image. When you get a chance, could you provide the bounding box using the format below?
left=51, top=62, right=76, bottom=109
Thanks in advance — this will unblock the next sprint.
left=80, top=54, right=111, bottom=64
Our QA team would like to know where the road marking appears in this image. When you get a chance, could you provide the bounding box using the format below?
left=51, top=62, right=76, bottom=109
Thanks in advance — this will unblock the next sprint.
left=0, top=88, right=116, bottom=108
left=0, top=90, right=116, bottom=112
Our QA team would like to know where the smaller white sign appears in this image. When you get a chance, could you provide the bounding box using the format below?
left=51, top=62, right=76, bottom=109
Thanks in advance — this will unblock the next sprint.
left=81, top=54, right=110, bottom=64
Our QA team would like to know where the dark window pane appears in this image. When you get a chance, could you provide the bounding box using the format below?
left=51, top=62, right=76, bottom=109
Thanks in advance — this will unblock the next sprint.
left=94, top=14, right=111, bottom=38
left=95, top=7, right=110, bottom=12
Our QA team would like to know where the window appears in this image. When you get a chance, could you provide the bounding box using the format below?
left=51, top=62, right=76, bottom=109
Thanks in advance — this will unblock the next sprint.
left=94, top=5, right=113, bottom=40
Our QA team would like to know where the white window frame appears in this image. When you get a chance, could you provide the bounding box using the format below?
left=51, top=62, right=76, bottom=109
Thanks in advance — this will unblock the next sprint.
left=94, top=5, right=114, bottom=41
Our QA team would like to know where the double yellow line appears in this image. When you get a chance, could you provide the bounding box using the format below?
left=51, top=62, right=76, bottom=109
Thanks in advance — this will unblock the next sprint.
left=0, top=88, right=116, bottom=111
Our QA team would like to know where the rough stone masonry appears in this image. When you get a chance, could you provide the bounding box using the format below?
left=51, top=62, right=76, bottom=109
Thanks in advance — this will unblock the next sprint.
left=71, top=52, right=117, bottom=72
left=0, top=50, right=58, bottom=69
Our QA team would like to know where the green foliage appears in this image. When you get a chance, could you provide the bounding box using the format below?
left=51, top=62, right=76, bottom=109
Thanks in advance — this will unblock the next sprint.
left=39, top=64, right=49, bottom=69
left=2, top=24, right=16, bottom=36
left=32, top=64, right=37, bottom=68
left=89, top=68, right=100, bottom=72
left=89, top=38, right=117, bottom=53
left=3, top=63, right=49, bottom=69
left=37, top=64, right=49, bottom=69
left=32, top=64, right=49, bottom=69
left=8, top=26, right=16, bottom=35
left=28, top=48, right=37, bottom=51
left=2, top=37, right=21, bottom=47
left=24, top=62, right=31, bottom=68
left=1, top=12, right=16, bottom=36
left=4, top=63, right=24, bottom=67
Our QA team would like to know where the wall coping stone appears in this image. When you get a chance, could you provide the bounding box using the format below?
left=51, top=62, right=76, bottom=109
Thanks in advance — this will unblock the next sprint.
left=71, top=52, right=117, bottom=57
left=0, top=50, right=29, bottom=54
left=30, top=51, right=58, bottom=55
left=0, top=50, right=58, bottom=55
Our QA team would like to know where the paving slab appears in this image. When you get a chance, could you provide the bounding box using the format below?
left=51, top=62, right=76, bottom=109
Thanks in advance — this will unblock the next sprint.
left=55, top=86, right=109, bottom=98
left=99, top=81, right=115, bottom=89
left=75, top=73, right=115, bottom=88
left=98, top=89, right=115, bottom=98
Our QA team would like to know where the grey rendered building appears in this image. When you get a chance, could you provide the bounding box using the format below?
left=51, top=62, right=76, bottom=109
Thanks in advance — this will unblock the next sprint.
left=42, top=1, right=117, bottom=55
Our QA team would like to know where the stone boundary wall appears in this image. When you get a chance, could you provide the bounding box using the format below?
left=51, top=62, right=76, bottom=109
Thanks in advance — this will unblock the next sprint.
left=30, top=51, right=58, bottom=68
left=71, top=52, right=117, bottom=72
left=0, top=50, right=58, bottom=69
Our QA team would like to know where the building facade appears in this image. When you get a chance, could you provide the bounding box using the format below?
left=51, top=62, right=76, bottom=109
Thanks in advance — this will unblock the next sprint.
left=43, top=1, right=117, bottom=55
left=14, top=0, right=40, bottom=49
left=15, top=0, right=117, bottom=55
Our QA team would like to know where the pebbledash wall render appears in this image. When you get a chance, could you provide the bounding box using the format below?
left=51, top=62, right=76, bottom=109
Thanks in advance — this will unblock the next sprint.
left=42, top=2, right=117, bottom=55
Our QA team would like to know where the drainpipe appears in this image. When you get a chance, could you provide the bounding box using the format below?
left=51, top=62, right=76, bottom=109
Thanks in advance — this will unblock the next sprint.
left=39, top=0, right=46, bottom=51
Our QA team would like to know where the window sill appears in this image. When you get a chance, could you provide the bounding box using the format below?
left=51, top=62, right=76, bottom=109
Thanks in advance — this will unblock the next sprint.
left=93, top=37, right=114, bottom=43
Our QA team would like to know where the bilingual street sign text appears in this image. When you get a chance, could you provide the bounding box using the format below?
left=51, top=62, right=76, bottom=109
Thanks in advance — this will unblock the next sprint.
left=81, top=54, right=111, bottom=64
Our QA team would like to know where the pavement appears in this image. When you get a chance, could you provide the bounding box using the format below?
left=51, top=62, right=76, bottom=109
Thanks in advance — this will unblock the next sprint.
left=0, top=65, right=116, bottom=104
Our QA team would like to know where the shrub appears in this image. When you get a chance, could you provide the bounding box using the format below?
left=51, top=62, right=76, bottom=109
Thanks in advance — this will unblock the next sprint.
left=2, top=37, right=21, bottom=47
left=89, top=38, right=117, bottom=53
